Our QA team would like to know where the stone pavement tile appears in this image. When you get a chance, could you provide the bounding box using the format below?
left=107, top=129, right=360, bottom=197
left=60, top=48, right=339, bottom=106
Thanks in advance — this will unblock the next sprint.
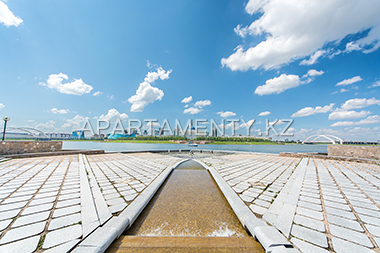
left=104, top=193, right=120, bottom=201
left=123, top=193, right=138, bottom=201
left=56, top=198, right=81, bottom=209
left=322, top=195, right=346, bottom=204
left=294, top=214, right=325, bottom=232
left=353, top=206, right=380, bottom=217
left=324, top=200, right=351, bottom=211
left=53, top=205, right=80, bottom=218
left=350, top=200, right=379, bottom=211
left=11, top=189, right=38, bottom=197
left=0, top=201, right=27, bottom=212
left=291, top=237, right=329, bottom=253
left=109, top=203, right=127, bottom=214
left=249, top=204, right=267, bottom=215
left=106, top=197, right=125, bottom=206
left=22, top=202, right=54, bottom=216
left=365, top=224, right=380, bottom=237
left=44, top=239, right=80, bottom=253
left=301, top=191, right=321, bottom=199
left=58, top=192, right=80, bottom=201
left=299, top=195, right=321, bottom=204
left=291, top=224, right=328, bottom=248
left=331, top=237, right=375, bottom=253
left=0, top=209, right=21, bottom=221
left=296, top=206, right=324, bottom=221
left=374, top=237, right=380, bottom=248
left=329, top=224, right=373, bottom=247
left=60, top=188, right=80, bottom=195
left=298, top=200, right=322, bottom=211
left=43, top=224, right=82, bottom=249
left=325, top=206, right=356, bottom=220
left=49, top=213, right=81, bottom=231
left=0, top=235, right=40, bottom=253
left=0, top=219, right=12, bottom=232
left=28, top=196, right=56, bottom=206
left=258, top=194, right=273, bottom=202
left=253, top=199, right=271, bottom=208
left=240, top=194, right=254, bottom=203
left=33, top=192, right=58, bottom=200
left=327, top=214, right=364, bottom=232
left=39, top=187, right=60, bottom=194
left=2, top=195, right=32, bottom=204
left=12, top=211, right=50, bottom=228
left=358, top=214, right=380, bottom=226
left=0, top=221, right=45, bottom=245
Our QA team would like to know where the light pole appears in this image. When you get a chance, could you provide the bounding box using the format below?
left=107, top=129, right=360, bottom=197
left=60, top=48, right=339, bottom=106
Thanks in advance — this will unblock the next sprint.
left=2, top=117, right=10, bottom=141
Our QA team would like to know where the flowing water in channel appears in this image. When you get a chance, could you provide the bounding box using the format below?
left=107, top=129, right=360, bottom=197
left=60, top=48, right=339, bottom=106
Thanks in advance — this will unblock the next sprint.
left=125, top=160, right=248, bottom=237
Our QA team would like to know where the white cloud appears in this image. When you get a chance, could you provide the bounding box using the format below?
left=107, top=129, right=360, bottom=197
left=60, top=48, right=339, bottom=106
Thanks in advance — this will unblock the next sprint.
left=300, top=50, right=326, bottom=65
left=258, top=111, right=271, bottom=116
left=0, top=103, right=4, bottom=109
left=328, top=110, right=371, bottom=120
left=222, top=0, right=380, bottom=71
left=93, top=91, right=103, bottom=96
left=50, top=108, right=69, bottom=114
left=255, top=74, right=300, bottom=95
left=36, top=120, right=56, bottom=130
left=369, top=81, right=380, bottom=88
left=39, top=73, right=93, bottom=95
left=62, top=115, right=86, bottom=129
left=181, top=96, right=193, bottom=103
left=98, top=109, right=128, bottom=122
left=107, top=95, right=114, bottom=100
left=183, top=107, right=202, bottom=115
left=144, top=67, right=172, bottom=83
left=331, top=115, right=380, bottom=127
left=128, top=66, right=171, bottom=112
left=340, top=98, right=380, bottom=110
left=336, top=76, right=362, bottom=86
left=217, top=111, right=236, bottom=118
left=304, top=69, right=324, bottom=77
left=291, top=103, right=334, bottom=117
left=194, top=100, right=212, bottom=108
left=0, top=1, right=23, bottom=27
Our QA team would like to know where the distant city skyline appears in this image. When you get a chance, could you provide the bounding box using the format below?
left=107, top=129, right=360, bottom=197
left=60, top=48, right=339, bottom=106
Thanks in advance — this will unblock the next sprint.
left=0, top=0, right=379, bottom=141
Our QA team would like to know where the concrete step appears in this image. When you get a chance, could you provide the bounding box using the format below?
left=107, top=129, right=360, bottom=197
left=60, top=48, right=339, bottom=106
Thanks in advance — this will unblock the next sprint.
left=106, top=236, right=264, bottom=253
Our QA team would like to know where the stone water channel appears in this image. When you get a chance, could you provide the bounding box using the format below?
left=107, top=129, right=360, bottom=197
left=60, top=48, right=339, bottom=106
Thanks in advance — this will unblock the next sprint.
left=107, top=160, right=264, bottom=252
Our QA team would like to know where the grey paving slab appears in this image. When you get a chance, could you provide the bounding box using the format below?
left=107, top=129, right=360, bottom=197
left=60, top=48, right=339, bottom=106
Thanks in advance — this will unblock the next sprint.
left=327, top=214, right=364, bottom=232
left=249, top=204, right=267, bottom=215
left=0, top=235, right=40, bottom=253
left=43, top=224, right=82, bottom=249
left=294, top=214, right=325, bottom=232
left=365, top=224, right=380, bottom=237
left=28, top=196, right=56, bottom=206
left=109, top=203, right=127, bottom=214
left=358, top=213, right=380, bottom=226
left=296, top=206, right=324, bottom=220
left=325, top=206, right=356, bottom=220
left=53, top=204, right=80, bottom=218
left=56, top=198, right=81, bottom=209
left=0, top=221, right=45, bottom=245
left=12, top=211, right=50, bottom=228
left=44, top=239, right=81, bottom=253
left=22, top=202, right=53, bottom=216
left=291, top=224, right=328, bottom=248
left=0, top=209, right=21, bottom=221
left=0, top=201, right=27, bottom=212
left=331, top=237, right=375, bottom=253
left=329, top=224, right=373, bottom=247
left=291, top=237, right=330, bottom=253
left=0, top=219, right=12, bottom=232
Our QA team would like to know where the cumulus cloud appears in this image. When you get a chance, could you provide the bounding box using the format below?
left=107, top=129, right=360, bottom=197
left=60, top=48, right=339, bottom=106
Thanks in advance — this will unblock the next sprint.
left=217, top=111, right=236, bottom=118
left=36, top=120, right=56, bottom=130
left=336, top=76, right=362, bottom=86
left=128, top=66, right=171, bottom=112
left=291, top=103, right=334, bottom=117
left=300, top=50, right=326, bottom=65
left=369, top=81, right=380, bottom=88
left=331, top=115, right=380, bottom=127
left=258, top=111, right=271, bottom=116
left=304, top=69, right=324, bottom=77
left=340, top=98, right=380, bottom=110
left=183, top=107, right=202, bottom=115
left=0, top=1, right=23, bottom=27
left=194, top=100, right=212, bottom=108
left=328, top=110, right=371, bottom=120
left=98, top=109, right=128, bottom=122
left=255, top=74, right=300, bottom=95
left=181, top=96, right=193, bottom=103
left=93, top=91, right=103, bottom=97
left=0, top=103, right=4, bottom=109
left=50, top=108, right=69, bottom=114
left=62, top=115, right=87, bottom=129
left=39, top=73, right=93, bottom=95
left=222, top=0, right=380, bottom=71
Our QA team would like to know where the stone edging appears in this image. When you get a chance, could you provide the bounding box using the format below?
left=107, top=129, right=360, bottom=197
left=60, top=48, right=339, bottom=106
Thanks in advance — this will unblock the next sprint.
left=279, top=152, right=379, bottom=165
left=1, top=149, right=105, bottom=159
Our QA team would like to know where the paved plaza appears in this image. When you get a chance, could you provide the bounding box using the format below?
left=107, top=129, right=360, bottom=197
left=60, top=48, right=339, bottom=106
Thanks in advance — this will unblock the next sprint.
left=0, top=151, right=379, bottom=252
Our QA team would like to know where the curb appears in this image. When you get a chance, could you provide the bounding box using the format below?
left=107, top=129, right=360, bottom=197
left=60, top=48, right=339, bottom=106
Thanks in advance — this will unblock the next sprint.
left=194, top=159, right=298, bottom=253
left=73, top=158, right=188, bottom=253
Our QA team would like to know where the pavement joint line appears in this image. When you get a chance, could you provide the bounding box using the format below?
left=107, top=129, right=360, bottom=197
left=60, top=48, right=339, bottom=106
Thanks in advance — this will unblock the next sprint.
left=325, top=160, right=378, bottom=249
left=195, top=159, right=298, bottom=253
left=73, top=158, right=188, bottom=253
left=0, top=156, right=62, bottom=243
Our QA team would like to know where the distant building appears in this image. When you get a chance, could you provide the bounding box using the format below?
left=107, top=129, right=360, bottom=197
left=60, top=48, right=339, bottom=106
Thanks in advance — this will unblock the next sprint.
left=72, top=130, right=85, bottom=139
left=212, top=127, right=218, bottom=137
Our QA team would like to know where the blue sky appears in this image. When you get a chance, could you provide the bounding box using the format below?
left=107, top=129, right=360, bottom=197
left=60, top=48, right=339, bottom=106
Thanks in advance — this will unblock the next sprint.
left=1, top=0, right=380, bottom=141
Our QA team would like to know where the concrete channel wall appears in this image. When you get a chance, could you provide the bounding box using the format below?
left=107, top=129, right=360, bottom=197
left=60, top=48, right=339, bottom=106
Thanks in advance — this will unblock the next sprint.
left=328, top=145, right=380, bottom=160
left=0, top=141, right=62, bottom=155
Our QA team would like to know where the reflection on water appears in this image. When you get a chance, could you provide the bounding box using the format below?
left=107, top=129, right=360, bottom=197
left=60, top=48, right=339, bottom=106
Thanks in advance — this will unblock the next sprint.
left=125, top=161, right=248, bottom=237
left=63, top=141, right=328, bottom=154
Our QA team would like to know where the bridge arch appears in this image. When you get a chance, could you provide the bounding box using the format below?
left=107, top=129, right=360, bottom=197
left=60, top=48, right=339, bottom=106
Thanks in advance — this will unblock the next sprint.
left=302, top=134, right=344, bottom=144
